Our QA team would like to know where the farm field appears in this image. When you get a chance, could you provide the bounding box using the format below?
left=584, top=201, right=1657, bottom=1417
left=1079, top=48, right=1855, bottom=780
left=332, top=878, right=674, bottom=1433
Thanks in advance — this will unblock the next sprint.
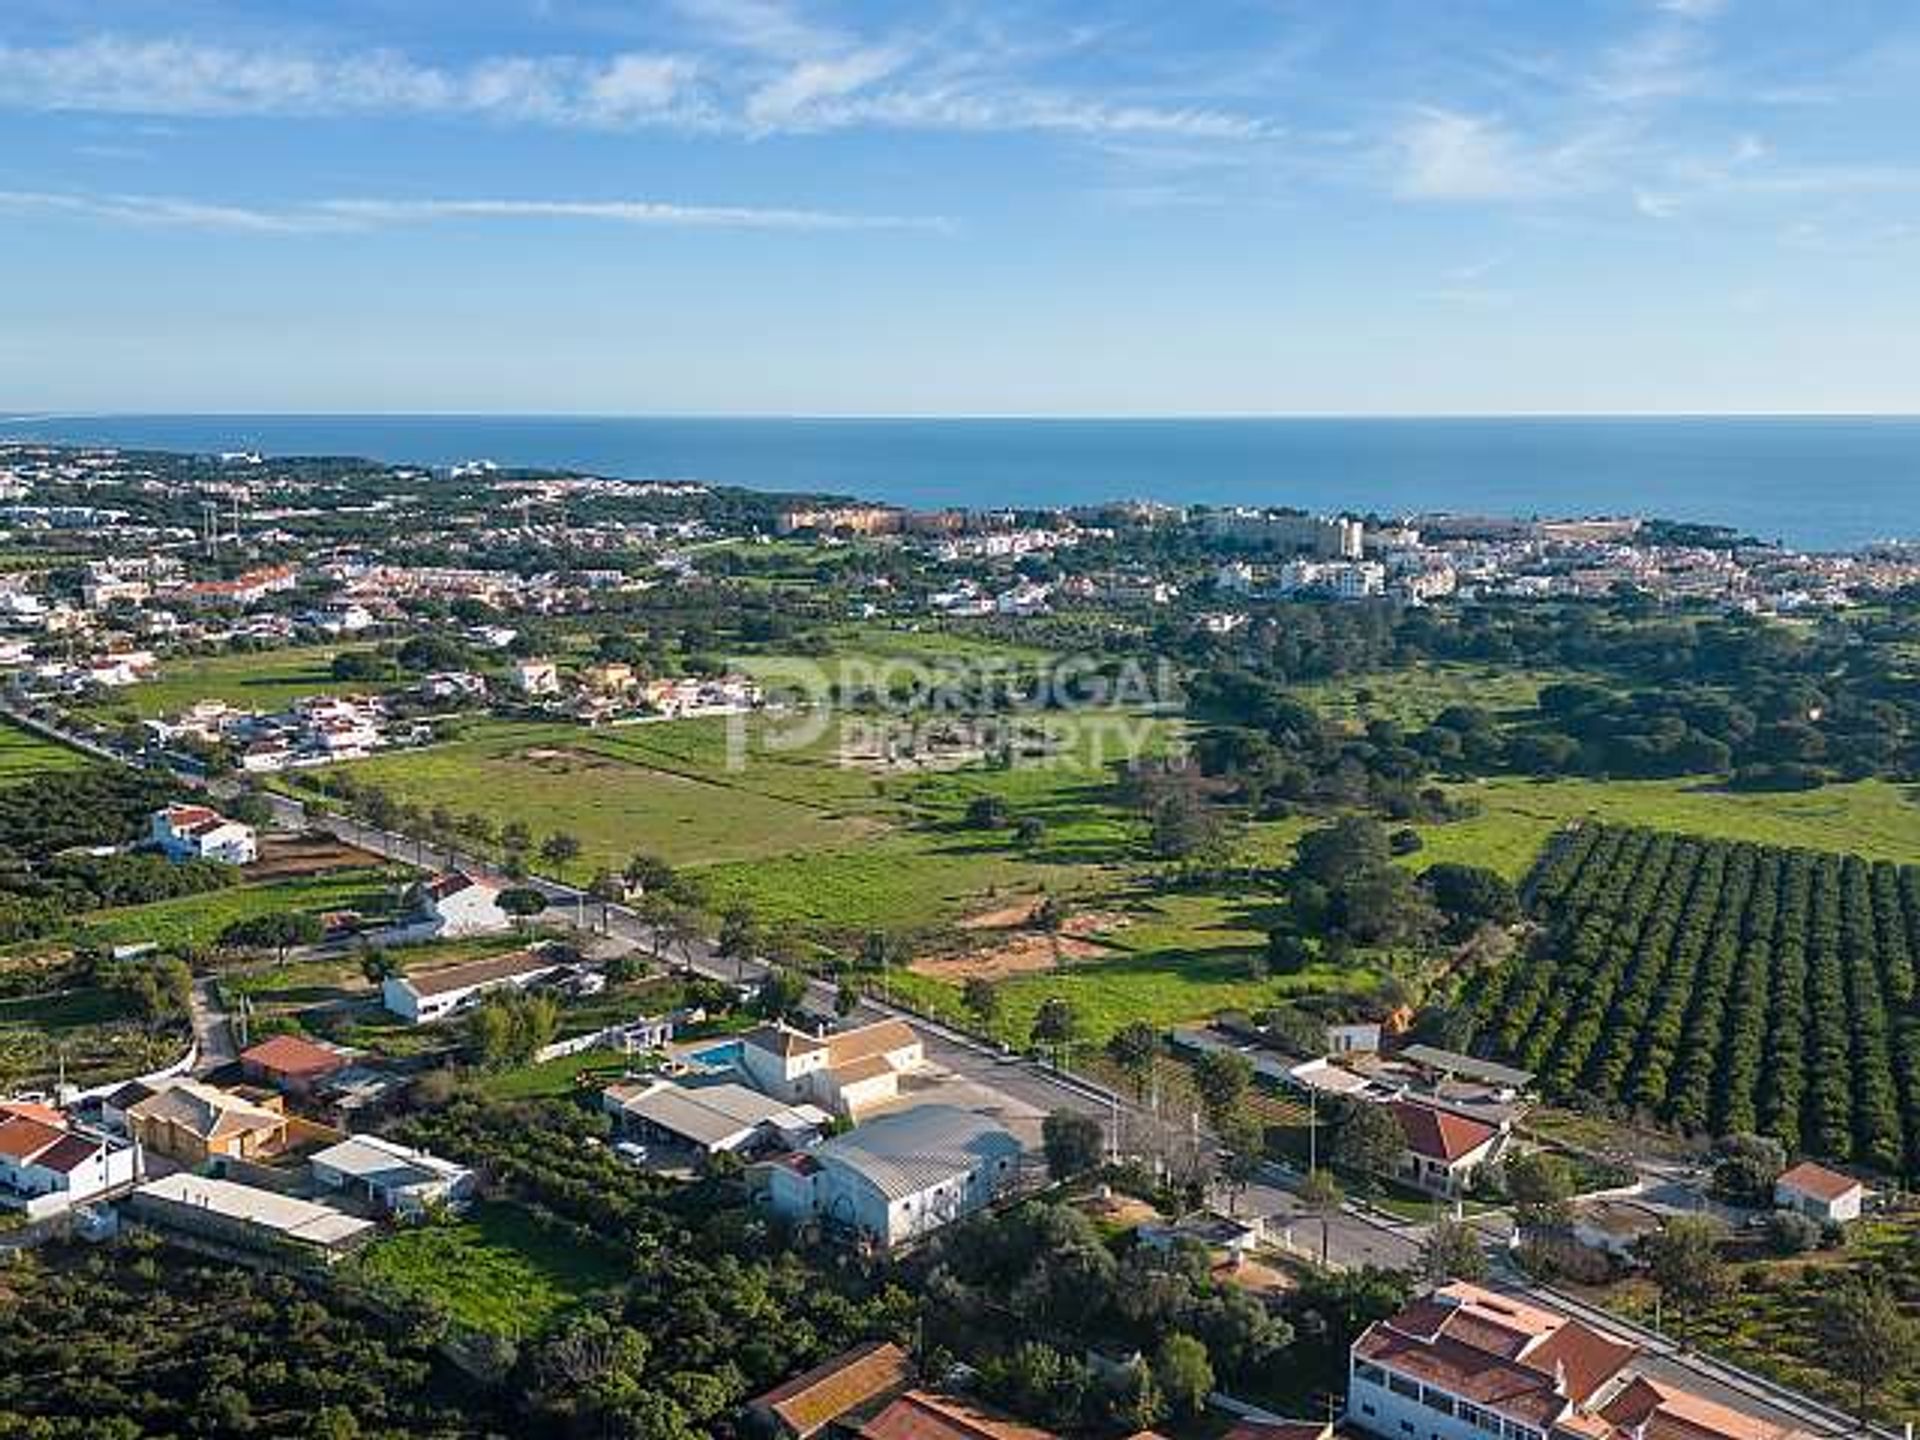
left=1411, top=775, right=1920, bottom=879
left=0, top=719, right=90, bottom=782
left=0, top=982, right=182, bottom=1089
left=1471, top=824, right=1920, bottom=1175
left=84, top=642, right=394, bottom=719
left=351, top=1202, right=624, bottom=1338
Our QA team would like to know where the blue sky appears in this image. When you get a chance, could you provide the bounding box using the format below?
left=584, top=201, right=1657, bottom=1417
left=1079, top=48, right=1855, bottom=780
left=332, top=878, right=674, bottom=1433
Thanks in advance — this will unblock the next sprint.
left=2, top=0, right=1917, bottom=414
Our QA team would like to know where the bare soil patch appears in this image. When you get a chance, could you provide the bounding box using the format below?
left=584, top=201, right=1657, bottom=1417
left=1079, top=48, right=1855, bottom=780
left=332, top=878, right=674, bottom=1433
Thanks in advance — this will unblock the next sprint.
left=248, top=835, right=384, bottom=880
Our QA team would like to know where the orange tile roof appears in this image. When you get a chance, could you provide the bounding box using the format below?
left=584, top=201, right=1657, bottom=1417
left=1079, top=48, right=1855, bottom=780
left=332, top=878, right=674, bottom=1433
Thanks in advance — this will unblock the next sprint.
left=861, top=1392, right=1057, bottom=1440
left=1391, top=1100, right=1497, bottom=1163
left=1774, top=1161, right=1862, bottom=1203
left=0, top=1100, right=64, bottom=1126
left=0, top=1114, right=65, bottom=1162
left=241, top=1033, right=348, bottom=1079
left=752, top=1340, right=912, bottom=1437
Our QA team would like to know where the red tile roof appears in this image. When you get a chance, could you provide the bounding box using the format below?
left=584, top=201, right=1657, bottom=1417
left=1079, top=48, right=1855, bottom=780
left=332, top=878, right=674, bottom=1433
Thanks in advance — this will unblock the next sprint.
left=1391, top=1100, right=1497, bottom=1163
left=0, top=1114, right=64, bottom=1162
left=1774, top=1161, right=1862, bottom=1203
left=752, top=1341, right=912, bottom=1437
left=860, top=1392, right=1057, bottom=1440
left=241, top=1033, right=348, bottom=1079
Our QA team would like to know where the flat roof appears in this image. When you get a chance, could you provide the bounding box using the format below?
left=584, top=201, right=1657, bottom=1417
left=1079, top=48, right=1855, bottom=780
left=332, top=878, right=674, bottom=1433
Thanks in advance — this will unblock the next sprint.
left=132, top=1173, right=373, bottom=1249
left=311, top=1134, right=469, bottom=1189
left=1397, top=1044, right=1534, bottom=1089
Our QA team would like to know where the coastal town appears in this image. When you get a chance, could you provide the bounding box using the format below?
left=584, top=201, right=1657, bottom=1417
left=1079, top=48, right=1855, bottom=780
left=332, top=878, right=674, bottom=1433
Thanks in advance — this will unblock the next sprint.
left=1, top=438, right=1917, bottom=1438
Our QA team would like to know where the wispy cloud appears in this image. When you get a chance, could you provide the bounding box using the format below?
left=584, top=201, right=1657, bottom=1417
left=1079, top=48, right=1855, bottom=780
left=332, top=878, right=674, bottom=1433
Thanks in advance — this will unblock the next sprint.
left=0, top=188, right=949, bottom=234
left=0, top=30, right=1269, bottom=143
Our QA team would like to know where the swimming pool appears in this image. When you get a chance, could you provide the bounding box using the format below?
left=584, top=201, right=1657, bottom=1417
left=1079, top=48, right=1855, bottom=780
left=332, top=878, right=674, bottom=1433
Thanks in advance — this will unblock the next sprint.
left=685, top=1039, right=743, bottom=1068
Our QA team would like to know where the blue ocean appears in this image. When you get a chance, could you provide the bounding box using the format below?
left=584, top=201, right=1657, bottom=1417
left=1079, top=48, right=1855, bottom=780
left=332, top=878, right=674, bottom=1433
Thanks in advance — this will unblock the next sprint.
left=4, top=413, right=1918, bottom=552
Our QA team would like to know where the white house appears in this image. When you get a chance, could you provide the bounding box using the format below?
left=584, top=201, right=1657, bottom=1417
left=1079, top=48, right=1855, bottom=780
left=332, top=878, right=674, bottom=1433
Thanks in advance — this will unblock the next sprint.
left=310, top=1134, right=475, bottom=1216
left=1326, top=1022, right=1381, bottom=1056
left=1390, top=1100, right=1503, bottom=1196
left=397, top=871, right=510, bottom=942
left=755, top=1103, right=1021, bottom=1248
left=149, top=803, right=257, bottom=865
left=603, top=1078, right=828, bottom=1156
left=513, top=658, right=560, bottom=697
left=739, top=1018, right=924, bottom=1119
left=1348, top=1282, right=1815, bottom=1440
left=0, top=1109, right=143, bottom=1218
left=1774, top=1161, right=1868, bottom=1225
left=381, top=948, right=564, bottom=1024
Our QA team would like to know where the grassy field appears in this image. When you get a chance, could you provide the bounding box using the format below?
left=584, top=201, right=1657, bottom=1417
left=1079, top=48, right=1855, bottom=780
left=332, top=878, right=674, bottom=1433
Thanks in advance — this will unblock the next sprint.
left=890, top=889, right=1384, bottom=1046
left=73, top=868, right=403, bottom=949
left=1298, top=664, right=1570, bottom=729
left=352, top=1202, right=624, bottom=1338
left=1411, top=775, right=1920, bottom=878
left=84, top=643, right=394, bottom=719
left=0, top=720, right=91, bottom=783
left=0, top=983, right=183, bottom=1090
left=341, top=718, right=888, bottom=873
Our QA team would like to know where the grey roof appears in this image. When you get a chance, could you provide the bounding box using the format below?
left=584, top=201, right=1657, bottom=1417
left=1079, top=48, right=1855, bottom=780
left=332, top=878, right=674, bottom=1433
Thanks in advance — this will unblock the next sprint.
left=616, top=1079, right=818, bottom=1149
left=132, top=1173, right=373, bottom=1249
left=311, top=1134, right=469, bottom=1191
left=813, top=1104, right=1020, bottom=1201
left=1397, top=1044, right=1534, bottom=1089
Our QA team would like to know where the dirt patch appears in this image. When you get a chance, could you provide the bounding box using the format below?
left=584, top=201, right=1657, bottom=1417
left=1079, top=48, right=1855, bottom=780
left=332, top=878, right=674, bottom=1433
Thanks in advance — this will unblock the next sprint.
left=248, top=835, right=384, bottom=880
left=912, top=930, right=1109, bottom=983
left=516, top=746, right=620, bottom=774
left=959, top=896, right=1131, bottom=938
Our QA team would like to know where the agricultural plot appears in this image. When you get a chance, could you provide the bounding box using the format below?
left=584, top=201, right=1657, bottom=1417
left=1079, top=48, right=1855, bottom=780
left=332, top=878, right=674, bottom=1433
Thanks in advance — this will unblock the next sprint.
left=1470, top=824, right=1920, bottom=1176
left=74, top=867, right=402, bottom=950
left=0, top=720, right=90, bottom=783
left=1410, top=775, right=1920, bottom=880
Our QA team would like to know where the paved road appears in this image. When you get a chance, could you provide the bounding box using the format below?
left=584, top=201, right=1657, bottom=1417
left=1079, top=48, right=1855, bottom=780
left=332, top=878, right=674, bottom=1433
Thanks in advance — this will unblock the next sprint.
left=187, top=976, right=237, bottom=1075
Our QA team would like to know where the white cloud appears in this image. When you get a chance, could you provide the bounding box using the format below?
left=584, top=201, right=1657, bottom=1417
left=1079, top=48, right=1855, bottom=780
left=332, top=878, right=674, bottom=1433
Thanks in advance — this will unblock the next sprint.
left=0, top=188, right=948, bottom=234
left=1395, top=109, right=1539, bottom=200
left=0, top=32, right=1270, bottom=143
left=0, top=37, right=698, bottom=126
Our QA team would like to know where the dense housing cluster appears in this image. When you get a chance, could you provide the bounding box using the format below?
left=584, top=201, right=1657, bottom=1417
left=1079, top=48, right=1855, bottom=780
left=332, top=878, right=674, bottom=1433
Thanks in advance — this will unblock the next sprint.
left=1470, top=825, right=1920, bottom=1175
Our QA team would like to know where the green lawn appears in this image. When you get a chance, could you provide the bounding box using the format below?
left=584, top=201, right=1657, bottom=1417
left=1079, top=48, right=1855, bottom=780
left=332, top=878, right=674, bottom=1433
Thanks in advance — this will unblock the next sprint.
left=0, top=720, right=91, bottom=783
left=83, top=643, right=395, bottom=720
left=1298, top=664, right=1572, bottom=729
left=479, top=1046, right=635, bottom=1100
left=351, top=1202, right=624, bottom=1338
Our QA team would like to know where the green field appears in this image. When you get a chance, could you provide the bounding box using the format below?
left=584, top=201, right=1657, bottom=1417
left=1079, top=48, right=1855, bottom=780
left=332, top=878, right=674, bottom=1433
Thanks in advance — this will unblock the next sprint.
left=73, top=868, right=403, bottom=950
left=890, top=889, right=1384, bottom=1046
left=0, top=720, right=91, bottom=783
left=1410, top=775, right=1920, bottom=878
left=85, top=643, right=394, bottom=719
left=1298, top=663, right=1570, bottom=729
left=352, top=1202, right=624, bottom=1338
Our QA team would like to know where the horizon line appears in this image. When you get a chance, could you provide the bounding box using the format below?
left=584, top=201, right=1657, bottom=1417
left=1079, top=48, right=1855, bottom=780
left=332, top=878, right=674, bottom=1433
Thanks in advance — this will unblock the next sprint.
left=8, top=408, right=1920, bottom=424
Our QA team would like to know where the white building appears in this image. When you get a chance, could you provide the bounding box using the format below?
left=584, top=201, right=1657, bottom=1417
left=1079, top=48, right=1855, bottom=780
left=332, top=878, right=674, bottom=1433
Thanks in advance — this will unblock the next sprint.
left=1326, top=1022, right=1382, bottom=1056
left=755, top=1104, right=1021, bottom=1248
left=310, top=1134, right=475, bottom=1216
left=0, top=1108, right=143, bottom=1218
left=396, top=870, right=510, bottom=943
left=739, top=1018, right=924, bottom=1119
left=1349, top=1282, right=1816, bottom=1440
left=381, top=948, right=564, bottom=1024
left=513, top=657, right=561, bottom=697
left=1390, top=1100, right=1504, bottom=1196
left=149, top=804, right=257, bottom=865
left=603, top=1077, right=828, bottom=1156
left=1773, top=1161, right=1867, bottom=1225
